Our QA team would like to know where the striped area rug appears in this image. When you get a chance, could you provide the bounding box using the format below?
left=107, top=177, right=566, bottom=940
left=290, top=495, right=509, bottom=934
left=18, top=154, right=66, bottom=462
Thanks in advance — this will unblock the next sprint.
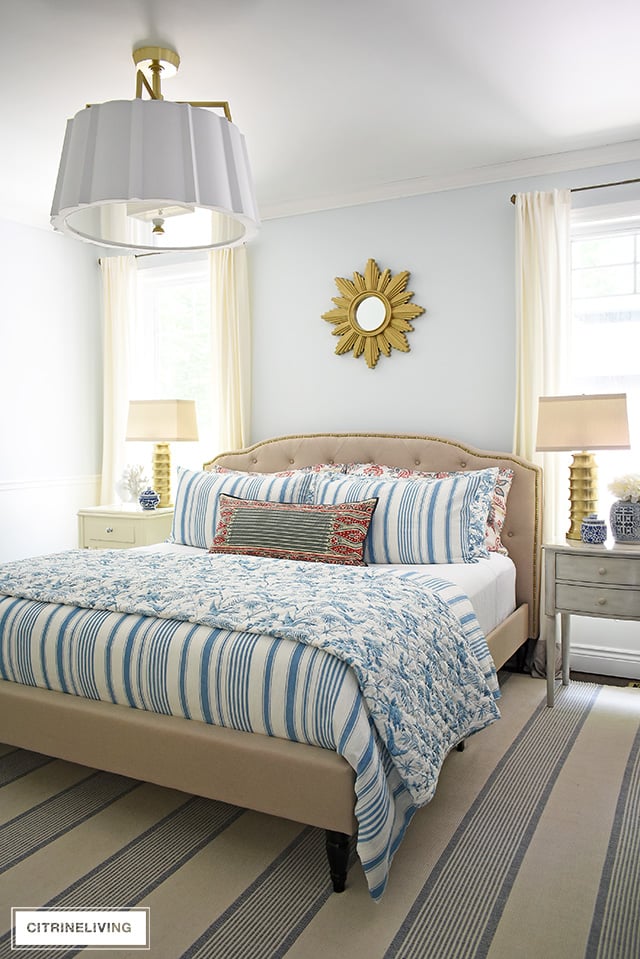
left=0, top=675, right=638, bottom=959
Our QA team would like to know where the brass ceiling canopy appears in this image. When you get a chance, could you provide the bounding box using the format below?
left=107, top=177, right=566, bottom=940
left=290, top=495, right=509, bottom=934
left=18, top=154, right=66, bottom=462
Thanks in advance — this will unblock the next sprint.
left=133, top=46, right=181, bottom=98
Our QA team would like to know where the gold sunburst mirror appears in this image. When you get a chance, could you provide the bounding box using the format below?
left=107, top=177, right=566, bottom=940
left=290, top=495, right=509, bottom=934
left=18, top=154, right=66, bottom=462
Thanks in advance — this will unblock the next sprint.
left=321, top=258, right=425, bottom=369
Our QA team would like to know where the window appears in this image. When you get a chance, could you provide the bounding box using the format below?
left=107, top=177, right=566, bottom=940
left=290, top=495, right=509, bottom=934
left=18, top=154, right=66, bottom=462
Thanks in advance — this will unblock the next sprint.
left=569, top=205, right=640, bottom=511
left=128, top=257, right=218, bottom=474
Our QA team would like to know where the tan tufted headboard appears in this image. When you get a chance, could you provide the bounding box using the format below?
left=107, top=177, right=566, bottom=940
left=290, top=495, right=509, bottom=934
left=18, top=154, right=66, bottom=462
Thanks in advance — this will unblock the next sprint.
left=206, top=432, right=542, bottom=639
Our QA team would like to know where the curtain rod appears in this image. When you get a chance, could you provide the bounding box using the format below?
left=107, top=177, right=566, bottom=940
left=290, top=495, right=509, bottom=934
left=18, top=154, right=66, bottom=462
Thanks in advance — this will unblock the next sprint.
left=510, top=176, right=640, bottom=204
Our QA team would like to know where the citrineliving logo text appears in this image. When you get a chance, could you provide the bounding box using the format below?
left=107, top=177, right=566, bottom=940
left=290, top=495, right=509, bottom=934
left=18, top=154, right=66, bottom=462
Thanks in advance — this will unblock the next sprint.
left=11, top=908, right=150, bottom=951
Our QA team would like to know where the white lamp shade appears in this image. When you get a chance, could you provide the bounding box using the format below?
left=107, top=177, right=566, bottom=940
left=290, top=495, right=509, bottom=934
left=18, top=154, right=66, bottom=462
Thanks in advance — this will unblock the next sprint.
left=536, top=393, right=630, bottom=451
left=126, top=399, right=199, bottom=442
left=51, top=99, right=259, bottom=252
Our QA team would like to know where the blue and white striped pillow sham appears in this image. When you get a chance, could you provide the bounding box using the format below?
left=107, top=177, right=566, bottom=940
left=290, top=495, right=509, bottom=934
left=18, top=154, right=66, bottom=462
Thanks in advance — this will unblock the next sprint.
left=170, top=467, right=316, bottom=548
left=313, top=468, right=498, bottom=564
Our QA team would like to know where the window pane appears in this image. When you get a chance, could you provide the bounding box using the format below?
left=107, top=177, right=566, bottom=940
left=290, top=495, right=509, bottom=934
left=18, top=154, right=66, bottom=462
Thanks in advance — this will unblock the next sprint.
left=129, top=260, right=218, bottom=481
left=571, top=235, right=634, bottom=268
left=569, top=223, right=640, bottom=516
left=572, top=264, right=635, bottom=298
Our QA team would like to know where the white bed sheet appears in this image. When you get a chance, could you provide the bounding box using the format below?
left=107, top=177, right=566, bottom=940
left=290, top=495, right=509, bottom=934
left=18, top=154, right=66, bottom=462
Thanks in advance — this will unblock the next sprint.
left=383, top=553, right=516, bottom=636
left=143, top=544, right=516, bottom=638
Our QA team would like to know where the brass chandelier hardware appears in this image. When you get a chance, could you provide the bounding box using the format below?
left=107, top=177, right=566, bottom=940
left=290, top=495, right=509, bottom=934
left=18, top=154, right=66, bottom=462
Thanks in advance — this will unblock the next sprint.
left=132, top=46, right=233, bottom=121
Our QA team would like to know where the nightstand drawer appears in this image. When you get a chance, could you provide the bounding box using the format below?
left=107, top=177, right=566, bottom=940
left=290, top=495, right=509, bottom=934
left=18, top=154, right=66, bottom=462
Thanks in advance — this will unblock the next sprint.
left=555, top=583, right=640, bottom=618
left=82, top=516, right=137, bottom=548
left=556, top=553, right=640, bottom=587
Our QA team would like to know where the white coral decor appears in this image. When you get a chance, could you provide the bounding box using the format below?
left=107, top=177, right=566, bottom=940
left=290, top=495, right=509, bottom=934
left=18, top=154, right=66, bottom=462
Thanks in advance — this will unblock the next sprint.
left=116, top=464, right=150, bottom=502
left=608, top=473, right=640, bottom=503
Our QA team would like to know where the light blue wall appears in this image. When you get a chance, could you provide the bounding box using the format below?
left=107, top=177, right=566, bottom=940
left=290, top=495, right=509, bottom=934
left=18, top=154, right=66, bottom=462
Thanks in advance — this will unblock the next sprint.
left=248, top=158, right=640, bottom=455
left=250, top=182, right=515, bottom=450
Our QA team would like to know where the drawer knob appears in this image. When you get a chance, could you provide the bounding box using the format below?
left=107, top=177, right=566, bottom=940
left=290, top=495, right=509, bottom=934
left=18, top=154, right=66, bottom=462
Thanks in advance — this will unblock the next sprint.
left=598, top=567, right=607, bottom=576
left=596, top=597, right=607, bottom=606
left=105, top=526, right=114, bottom=534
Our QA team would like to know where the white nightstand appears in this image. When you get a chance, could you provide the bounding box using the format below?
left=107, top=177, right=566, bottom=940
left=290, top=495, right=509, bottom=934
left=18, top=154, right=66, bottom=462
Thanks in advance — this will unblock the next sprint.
left=78, top=504, right=174, bottom=550
left=543, top=541, right=640, bottom=706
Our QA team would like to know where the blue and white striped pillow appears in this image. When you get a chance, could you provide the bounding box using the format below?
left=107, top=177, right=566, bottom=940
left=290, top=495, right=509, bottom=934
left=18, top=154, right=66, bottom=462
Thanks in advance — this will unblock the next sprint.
left=313, top=468, right=498, bottom=564
left=170, top=467, right=316, bottom=548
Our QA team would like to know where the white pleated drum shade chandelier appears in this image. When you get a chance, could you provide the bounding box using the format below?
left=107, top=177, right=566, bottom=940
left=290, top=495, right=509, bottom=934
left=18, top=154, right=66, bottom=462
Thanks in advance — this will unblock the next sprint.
left=50, top=46, right=259, bottom=252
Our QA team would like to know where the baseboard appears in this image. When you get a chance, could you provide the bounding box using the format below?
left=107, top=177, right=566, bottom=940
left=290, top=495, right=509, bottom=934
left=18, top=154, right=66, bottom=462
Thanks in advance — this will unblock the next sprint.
left=570, top=642, right=640, bottom=681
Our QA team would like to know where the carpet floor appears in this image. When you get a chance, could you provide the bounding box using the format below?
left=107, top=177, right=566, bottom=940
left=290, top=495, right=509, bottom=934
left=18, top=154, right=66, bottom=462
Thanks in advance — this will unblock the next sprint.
left=1, top=674, right=638, bottom=959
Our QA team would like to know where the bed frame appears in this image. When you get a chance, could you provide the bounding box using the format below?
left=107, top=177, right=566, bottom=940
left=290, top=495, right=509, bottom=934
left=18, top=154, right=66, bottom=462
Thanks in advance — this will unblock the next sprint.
left=0, top=432, right=542, bottom=892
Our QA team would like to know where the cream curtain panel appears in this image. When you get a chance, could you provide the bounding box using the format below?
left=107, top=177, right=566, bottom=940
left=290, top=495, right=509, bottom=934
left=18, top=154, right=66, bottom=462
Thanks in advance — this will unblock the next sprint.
left=513, top=188, right=571, bottom=675
left=99, top=256, right=136, bottom=504
left=513, top=188, right=572, bottom=542
left=209, top=245, right=252, bottom=452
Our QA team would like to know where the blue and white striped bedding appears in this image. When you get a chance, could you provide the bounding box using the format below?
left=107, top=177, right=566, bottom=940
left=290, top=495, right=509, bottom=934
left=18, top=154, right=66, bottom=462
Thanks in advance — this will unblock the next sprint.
left=0, top=547, right=500, bottom=899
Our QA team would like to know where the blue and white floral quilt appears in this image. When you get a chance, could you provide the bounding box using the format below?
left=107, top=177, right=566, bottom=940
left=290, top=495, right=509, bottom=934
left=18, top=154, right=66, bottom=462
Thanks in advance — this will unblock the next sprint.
left=0, top=548, right=500, bottom=898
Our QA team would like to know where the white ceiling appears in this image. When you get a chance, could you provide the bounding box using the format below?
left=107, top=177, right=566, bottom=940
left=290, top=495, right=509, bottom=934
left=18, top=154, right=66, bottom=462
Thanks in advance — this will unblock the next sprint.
left=4, top=0, right=640, bottom=232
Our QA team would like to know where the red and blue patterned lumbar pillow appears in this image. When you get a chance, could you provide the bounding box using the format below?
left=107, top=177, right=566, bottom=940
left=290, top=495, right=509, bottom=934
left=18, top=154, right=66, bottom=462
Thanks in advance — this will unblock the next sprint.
left=209, top=494, right=378, bottom=565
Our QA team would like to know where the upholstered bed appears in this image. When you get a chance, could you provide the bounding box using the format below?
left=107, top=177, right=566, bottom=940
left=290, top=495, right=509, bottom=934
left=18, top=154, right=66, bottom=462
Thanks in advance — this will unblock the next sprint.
left=0, top=432, right=541, bottom=898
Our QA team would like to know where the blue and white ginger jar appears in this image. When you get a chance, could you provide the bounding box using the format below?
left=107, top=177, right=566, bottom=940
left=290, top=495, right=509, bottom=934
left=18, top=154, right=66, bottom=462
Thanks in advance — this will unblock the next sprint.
left=610, top=500, right=640, bottom=544
left=139, top=488, right=160, bottom=511
left=580, top=514, right=607, bottom=545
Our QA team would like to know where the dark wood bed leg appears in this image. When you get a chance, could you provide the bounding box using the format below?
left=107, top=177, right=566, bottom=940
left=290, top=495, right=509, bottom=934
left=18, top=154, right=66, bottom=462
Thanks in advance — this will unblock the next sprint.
left=325, top=830, right=350, bottom=892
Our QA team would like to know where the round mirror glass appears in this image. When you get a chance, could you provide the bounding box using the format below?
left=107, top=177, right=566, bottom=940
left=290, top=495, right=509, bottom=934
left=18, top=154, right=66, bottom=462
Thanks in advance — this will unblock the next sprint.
left=354, top=295, right=387, bottom=332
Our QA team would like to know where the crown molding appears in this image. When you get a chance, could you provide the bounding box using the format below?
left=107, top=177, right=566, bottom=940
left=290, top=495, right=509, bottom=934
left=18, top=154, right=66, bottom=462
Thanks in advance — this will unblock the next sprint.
left=6, top=138, right=640, bottom=234
left=258, top=139, right=640, bottom=221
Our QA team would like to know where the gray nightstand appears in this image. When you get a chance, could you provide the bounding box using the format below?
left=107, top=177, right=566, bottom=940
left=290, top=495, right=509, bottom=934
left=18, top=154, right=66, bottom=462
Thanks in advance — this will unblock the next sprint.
left=543, top=541, right=640, bottom=706
left=78, top=504, right=174, bottom=549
